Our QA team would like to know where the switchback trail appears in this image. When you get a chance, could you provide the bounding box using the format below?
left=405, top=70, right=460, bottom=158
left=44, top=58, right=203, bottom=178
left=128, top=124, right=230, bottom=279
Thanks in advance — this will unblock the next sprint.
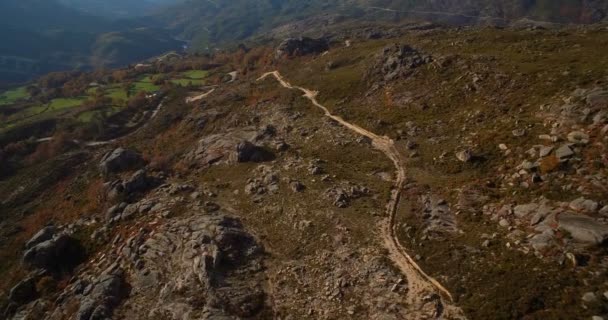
left=258, top=71, right=465, bottom=319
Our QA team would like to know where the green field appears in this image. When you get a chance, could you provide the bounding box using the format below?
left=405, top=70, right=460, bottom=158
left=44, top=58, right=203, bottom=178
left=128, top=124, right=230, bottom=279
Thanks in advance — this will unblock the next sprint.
left=106, top=87, right=128, bottom=100
left=49, top=98, right=86, bottom=111
left=170, top=78, right=206, bottom=86
left=181, top=70, right=208, bottom=79
left=0, top=87, right=29, bottom=106
left=76, top=106, right=121, bottom=122
left=132, top=75, right=161, bottom=93
left=21, top=104, right=48, bottom=116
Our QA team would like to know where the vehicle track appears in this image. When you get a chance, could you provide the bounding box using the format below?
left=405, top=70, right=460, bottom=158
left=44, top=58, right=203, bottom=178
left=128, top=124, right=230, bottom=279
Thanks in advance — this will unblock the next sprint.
left=258, top=71, right=465, bottom=319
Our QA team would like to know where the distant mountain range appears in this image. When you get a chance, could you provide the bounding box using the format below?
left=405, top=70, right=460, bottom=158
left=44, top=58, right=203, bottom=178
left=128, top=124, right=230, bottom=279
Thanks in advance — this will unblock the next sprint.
left=154, top=0, right=608, bottom=50
left=58, top=0, right=182, bottom=18
left=0, top=0, right=181, bottom=85
left=2, top=0, right=607, bottom=84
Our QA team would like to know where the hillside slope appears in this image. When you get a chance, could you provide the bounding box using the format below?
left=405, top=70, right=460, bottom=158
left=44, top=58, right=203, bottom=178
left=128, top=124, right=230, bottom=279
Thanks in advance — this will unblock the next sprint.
left=58, top=0, right=182, bottom=18
left=0, top=0, right=182, bottom=84
left=156, top=0, right=608, bottom=51
left=1, top=22, right=608, bottom=320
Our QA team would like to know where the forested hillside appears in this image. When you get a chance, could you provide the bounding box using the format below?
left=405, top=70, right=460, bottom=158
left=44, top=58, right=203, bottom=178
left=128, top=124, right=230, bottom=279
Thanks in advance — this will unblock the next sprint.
left=0, top=0, right=181, bottom=85
left=2, top=0, right=607, bottom=84
left=58, top=0, right=182, bottom=18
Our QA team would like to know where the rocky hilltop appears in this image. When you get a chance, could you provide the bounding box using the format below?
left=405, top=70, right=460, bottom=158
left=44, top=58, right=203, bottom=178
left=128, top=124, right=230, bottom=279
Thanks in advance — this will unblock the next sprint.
left=1, top=21, right=608, bottom=320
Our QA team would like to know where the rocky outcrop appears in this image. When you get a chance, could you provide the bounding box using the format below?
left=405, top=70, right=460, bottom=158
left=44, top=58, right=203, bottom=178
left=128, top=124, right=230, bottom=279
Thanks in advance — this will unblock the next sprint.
left=325, top=183, right=370, bottom=208
left=189, top=130, right=276, bottom=166
left=24, top=226, right=56, bottom=249
left=75, top=271, right=128, bottom=320
left=276, top=37, right=329, bottom=58
left=117, top=213, right=266, bottom=319
left=419, top=195, right=458, bottom=236
left=99, top=148, right=144, bottom=177
left=8, top=276, right=38, bottom=305
left=366, top=44, right=432, bottom=84
left=245, top=165, right=280, bottom=197
left=236, top=141, right=275, bottom=163
left=22, top=228, right=84, bottom=273
left=105, top=170, right=158, bottom=201
left=558, top=213, right=608, bottom=245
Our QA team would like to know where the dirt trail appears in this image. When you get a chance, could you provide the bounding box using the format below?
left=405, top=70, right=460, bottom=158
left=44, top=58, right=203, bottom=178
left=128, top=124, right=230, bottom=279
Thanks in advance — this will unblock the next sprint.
left=258, top=71, right=465, bottom=319
left=186, top=88, right=216, bottom=103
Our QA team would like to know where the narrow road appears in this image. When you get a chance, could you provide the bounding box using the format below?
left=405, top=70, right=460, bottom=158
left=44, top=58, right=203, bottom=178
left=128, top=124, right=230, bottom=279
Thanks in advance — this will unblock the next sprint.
left=37, top=98, right=167, bottom=147
left=258, top=71, right=465, bottom=319
left=186, top=88, right=216, bottom=103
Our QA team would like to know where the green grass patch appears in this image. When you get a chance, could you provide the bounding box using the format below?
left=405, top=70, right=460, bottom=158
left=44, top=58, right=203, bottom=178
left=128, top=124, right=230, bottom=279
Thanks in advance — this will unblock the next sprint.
left=181, top=70, right=208, bottom=79
left=48, top=98, right=86, bottom=111
left=170, top=78, right=205, bottom=86
left=106, top=87, right=128, bottom=100
left=0, top=87, right=29, bottom=106
left=132, top=82, right=160, bottom=93
left=76, top=106, right=121, bottom=122
left=132, top=75, right=161, bottom=93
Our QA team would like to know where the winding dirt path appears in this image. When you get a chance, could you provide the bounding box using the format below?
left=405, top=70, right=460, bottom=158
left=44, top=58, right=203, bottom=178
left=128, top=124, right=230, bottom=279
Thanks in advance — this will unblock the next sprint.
left=186, top=88, right=216, bottom=103
left=258, top=71, right=465, bottom=319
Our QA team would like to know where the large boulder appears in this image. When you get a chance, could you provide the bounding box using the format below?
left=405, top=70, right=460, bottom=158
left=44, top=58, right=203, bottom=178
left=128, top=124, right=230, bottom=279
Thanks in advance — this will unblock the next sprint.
left=113, top=213, right=265, bottom=318
left=105, top=170, right=157, bottom=201
left=25, top=226, right=56, bottom=249
left=558, top=213, right=608, bottom=245
left=236, top=141, right=275, bottom=163
left=366, top=44, right=432, bottom=83
left=99, top=148, right=144, bottom=176
left=23, top=232, right=84, bottom=273
left=76, top=272, right=128, bottom=320
left=8, top=276, right=38, bottom=305
left=276, top=37, right=329, bottom=58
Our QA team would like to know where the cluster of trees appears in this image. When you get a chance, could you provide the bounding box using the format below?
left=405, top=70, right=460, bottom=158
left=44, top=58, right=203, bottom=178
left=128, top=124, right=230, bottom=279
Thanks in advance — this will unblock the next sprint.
left=211, top=45, right=274, bottom=76
left=30, top=70, right=112, bottom=102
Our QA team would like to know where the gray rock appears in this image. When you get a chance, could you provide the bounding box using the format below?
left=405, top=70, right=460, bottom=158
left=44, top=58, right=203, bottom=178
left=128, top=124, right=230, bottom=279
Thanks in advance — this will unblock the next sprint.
left=275, top=141, right=290, bottom=152
left=23, top=233, right=83, bottom=273
left=25, top=226, right=56, bottom=249
left=567, top=131, right=590, bottom=145
left=539, top=146, right=554, bottom=157
left=529, top=230, right=554, bottom=251
left=290, top=181, right=306, bottom=192
left=204, top=201, right=220, bottom=213
left=309, top=165, right=324, bottom=175
left=558, top=213, right=608, bottom=245
left=8, top=277, right=38, bottom=305
left=582, top=292, right=597, bottom=303
left=530, top=205, right=552, bottom=226
left=99, top=148, right=144, bottom=176
left=76, top=272, right=128, bottom=320
left=499, top=219, right=510, bottom=227
left=512, top=129, right=526, bottom=137
left=120, top=204, right=139, bottom=221
left=600, top=205, right=608, bottom=217
left=514, top=203, right=538, bottom=218
left=555, top=144, right=574, bottom=159
left=123, top=170, right=152, bottom=194
left=366, top=44, right=432, bottom=83
left=236, top=141, right=275, bottom=163
left=520, top=161, right=538, bottom=170
left=569, top=197, right=599, bottom=212
left=105, top=204, right=125, bottom=222
left=455, top=150, right=473, bottom=162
